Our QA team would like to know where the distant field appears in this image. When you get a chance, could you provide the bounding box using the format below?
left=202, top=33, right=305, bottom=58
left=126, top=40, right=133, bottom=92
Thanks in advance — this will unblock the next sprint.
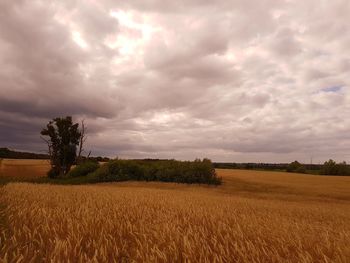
left=0, top=159, right=50, bottom=181
left=218, top=169, right=350, bottom=201
left=0, top=163, right=350, bottom=262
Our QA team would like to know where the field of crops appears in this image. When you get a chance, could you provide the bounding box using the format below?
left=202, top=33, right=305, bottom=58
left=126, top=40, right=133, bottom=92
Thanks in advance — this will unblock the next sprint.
left=0, top=159, right=50, bottom=181
left=0, top=161, right=350, bottom=262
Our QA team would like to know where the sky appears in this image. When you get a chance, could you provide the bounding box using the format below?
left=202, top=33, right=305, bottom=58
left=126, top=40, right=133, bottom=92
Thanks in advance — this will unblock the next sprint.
left=0, top=0, right=350, bottom=163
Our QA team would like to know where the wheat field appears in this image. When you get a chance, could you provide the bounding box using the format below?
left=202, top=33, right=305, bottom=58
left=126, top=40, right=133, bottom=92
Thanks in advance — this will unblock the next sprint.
left=0, top=159, right=50, bottom=180
left=0, top=168, right=350, bottom=262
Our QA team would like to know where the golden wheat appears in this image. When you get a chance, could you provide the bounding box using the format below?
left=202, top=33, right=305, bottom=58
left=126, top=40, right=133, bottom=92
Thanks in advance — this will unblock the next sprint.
left=0, top=159, right=50, bottom=180
left=1, top=169, right=349, bottom=263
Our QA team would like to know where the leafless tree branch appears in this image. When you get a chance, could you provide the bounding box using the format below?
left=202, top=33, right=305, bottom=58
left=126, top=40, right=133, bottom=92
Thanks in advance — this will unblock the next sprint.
left=40, top=136, right=53, bottom=167
left=77, top=119, right=87, bottom=164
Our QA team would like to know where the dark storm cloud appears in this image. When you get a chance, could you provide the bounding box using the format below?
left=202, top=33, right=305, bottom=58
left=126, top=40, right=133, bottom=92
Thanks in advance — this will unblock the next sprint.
left=1, top=0, right=350, bottom=162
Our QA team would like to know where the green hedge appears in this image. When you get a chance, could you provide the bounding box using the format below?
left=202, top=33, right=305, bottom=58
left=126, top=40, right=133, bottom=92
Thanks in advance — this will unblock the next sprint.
left=89, top=158, right=221, bottom=185
left=67, top=161, right=100, bottom=177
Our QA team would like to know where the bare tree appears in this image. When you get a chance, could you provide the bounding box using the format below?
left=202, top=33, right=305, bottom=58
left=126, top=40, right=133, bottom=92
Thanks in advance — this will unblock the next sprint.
left=77, top=120, right=87, bottom=164
left=40, top=136, right=53, bottom=167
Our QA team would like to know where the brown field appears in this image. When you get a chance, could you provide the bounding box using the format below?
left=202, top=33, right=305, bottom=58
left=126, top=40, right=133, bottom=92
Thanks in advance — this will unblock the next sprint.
left=0, top=163, right=350, bottom=262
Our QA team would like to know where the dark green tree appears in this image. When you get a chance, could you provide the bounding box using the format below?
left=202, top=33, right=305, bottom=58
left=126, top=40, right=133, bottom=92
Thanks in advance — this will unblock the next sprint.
left=336, top=161, right=349, bottom=175
left=41, top=116, right=81, bottom=177
left=320, top=159, right=337, bottom=175
left=320, top=159, right=350, bottom=175
left=286, top=160, right=306, bottom=173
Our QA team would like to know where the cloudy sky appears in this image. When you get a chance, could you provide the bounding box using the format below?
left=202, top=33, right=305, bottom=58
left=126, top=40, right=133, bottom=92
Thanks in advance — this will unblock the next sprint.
left=1, top=0, right=350, bottom=163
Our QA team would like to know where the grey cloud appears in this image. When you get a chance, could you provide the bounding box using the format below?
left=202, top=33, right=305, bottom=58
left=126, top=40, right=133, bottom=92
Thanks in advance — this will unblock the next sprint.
left=155, top=55, right=237, bottom=84
left=1, top=0, right=350, bottom=162
left=267, top=28, right=302, bottom=58
left=0, top=0, right=120, bottom=117
left=74, top=4, right=117, bottom=39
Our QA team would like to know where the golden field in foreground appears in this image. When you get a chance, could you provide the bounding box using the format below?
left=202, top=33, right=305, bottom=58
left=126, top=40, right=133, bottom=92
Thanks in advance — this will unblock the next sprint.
left=0, top=166, right=350, bottom=262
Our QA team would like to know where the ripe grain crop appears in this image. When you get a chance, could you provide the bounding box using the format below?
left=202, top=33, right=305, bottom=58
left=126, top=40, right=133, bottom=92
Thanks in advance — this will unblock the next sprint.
left=0, top=159, right=50, bottom=181
left=0, top=169, right=349, bottom=262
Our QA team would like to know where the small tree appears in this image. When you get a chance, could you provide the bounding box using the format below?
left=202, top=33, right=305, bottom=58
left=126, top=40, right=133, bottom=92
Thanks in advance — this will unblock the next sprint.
left=41, top=116, right=82, bottom=177
left=320, top=159, right=337, bottom=175
left=286, top=160, right=306, bottom=173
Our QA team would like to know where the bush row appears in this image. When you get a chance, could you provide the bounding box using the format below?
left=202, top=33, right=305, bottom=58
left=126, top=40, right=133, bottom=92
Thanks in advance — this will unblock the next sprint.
left=58, top=158, right=221, bottom=185
left=67, top=161, right=100, bottom=177
left=90, top=158, right=221, bottom=185
left=286, top=159, right=350, bottom=175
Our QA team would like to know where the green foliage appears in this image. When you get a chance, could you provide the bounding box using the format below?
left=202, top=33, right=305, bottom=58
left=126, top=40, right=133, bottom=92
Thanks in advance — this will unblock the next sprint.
left=34, top=172, right=101, bottom=185
left=286, top=161, right=306, bottom=173
left=295, top=166, right=306, bottom=173
left=47, top=168, right=60, bottom=179
left=67, top=161, right=100, bottom=177
left=320, top=159, right=350, bottom=175
left=89, top=158, right=221, bottom=185
left=88, top=156, right=110, bottom=162
left=41, top=116, right=81, bottom=177
left=336, top=161, right=349, bottom=175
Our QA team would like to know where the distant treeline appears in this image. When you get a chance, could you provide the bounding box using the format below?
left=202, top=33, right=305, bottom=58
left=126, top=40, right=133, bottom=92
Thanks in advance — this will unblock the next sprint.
left=0, top=147, right=49, bottom=159
left=0, top=147, right=110, bottom=162
left=214, top=160, right=350, bottom=176
left=214, top=162, right=321, bottom=171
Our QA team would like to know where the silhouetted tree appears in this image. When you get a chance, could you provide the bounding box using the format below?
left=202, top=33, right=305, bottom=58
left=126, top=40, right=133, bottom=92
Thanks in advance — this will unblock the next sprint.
left=41, top=116, right=81, bottom=177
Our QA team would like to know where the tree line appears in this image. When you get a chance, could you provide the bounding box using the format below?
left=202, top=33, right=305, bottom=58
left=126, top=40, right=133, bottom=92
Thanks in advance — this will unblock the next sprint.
left=214, top=160, right=350, bottom=176
left=287, top=160, right=350, bottom=176
left=0, top=147, right=109, bottom=162
left=0, top=148, right=49, bottom=159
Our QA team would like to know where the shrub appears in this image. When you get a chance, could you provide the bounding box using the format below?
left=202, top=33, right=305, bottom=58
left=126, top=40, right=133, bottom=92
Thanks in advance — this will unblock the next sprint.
left=89, top=159, right=221, bottom=185
left=67, top=161, right=100, bottom=177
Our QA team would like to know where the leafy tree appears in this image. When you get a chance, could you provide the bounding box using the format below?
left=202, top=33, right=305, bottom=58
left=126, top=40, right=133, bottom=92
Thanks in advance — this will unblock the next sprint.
left=286, top=160, right=306, bottom=173
left=320, top=159, right=350, bottom=175
left=320, top=159, right=337, bottom=175
left=336, top=161, right=349, bottom=175
left=41, top=116, right=82, bottom=177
